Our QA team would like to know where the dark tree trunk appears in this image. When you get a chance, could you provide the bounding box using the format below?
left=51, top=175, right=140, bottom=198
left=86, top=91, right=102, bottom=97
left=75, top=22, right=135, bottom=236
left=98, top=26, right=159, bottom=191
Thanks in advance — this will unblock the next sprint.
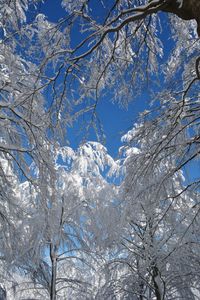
left=50, top=244, right=58, bottom=300
left=152, top=266, right=162, bottom=300
left=139, top=282, right=144, bottom=300
left=0, top=286, right=6, bottom=300
left=161, top=0, right=200, bottom=36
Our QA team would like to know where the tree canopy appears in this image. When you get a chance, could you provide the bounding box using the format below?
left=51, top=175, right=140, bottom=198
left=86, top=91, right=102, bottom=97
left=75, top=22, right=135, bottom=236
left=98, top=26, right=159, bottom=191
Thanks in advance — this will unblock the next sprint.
left=0, top=0, right=200, bottom=299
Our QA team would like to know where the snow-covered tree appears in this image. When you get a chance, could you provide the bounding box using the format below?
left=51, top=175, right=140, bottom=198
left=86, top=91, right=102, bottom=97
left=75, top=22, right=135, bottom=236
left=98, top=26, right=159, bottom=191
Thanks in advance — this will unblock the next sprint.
left=115, top=122, right=200, bottom=299
left=1, top=0, right=199, bottom=199
left=0, top=1, right=200, bottom=299
left=4, top=141, right=121, bottom=300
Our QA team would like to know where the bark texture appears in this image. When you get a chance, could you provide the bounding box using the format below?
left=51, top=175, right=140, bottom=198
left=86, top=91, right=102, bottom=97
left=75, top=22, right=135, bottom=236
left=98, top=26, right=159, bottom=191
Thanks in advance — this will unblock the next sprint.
left=50, top=244, right=58, bottom=300
left=162, top=0, right=200, bottom=36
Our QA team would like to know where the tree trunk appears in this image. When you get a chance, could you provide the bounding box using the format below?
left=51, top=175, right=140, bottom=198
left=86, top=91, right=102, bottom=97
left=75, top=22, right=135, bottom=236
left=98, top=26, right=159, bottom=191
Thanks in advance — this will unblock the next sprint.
left=50, top=244, right=57, bottom=300
left=0, top=285, right=6, bottom=300
left=161, top=0, right=200, bottom=36
left=152, top=266, right=162, bottom=300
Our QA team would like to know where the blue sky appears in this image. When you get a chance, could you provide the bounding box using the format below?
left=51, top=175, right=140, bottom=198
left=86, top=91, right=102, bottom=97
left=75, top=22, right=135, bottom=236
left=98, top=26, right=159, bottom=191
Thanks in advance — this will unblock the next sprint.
left=37, top=0, right=200, bottom=187
left=18, top=0, right=200, bottom=191
left=38, top=0, right=149, bottom=157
